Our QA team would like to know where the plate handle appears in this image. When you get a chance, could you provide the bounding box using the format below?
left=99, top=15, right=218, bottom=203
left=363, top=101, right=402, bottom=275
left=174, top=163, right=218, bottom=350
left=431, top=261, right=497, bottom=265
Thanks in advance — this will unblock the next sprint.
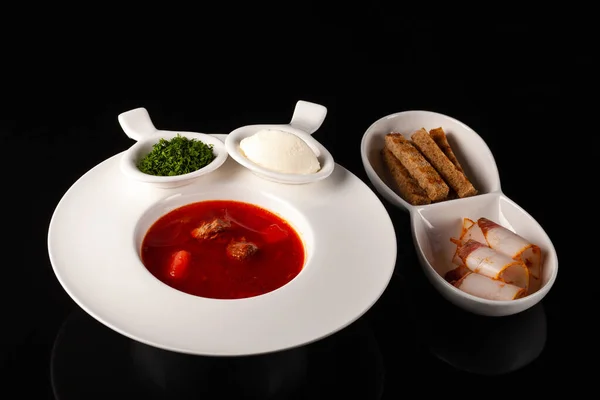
left=118, top=107, right=158, bottom=141
left=289, top=100, right=327, bottom=135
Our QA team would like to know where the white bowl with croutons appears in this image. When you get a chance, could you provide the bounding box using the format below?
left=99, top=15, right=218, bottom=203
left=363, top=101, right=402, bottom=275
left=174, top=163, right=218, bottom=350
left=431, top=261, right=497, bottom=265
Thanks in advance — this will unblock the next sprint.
left=118, top=107, right=229, bottom=189
left=360, top=110, right=558, bottom=317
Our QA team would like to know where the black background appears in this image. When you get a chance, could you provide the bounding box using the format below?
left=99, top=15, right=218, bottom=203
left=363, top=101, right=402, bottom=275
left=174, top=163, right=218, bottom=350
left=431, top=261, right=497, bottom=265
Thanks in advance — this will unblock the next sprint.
left=0, top=7, right=590, bottom=399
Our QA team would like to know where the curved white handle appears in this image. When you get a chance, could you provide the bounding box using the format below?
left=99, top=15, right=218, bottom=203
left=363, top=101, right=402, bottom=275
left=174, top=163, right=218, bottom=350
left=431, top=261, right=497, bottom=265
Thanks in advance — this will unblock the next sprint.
left=289, top=100, right=327, bottom=135
left=118, top=107, right=158, bottom=141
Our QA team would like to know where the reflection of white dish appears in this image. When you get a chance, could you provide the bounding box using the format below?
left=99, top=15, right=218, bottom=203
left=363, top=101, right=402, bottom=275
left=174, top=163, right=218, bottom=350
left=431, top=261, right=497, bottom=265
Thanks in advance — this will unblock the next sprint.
left=361, top=110, right=558, bottom=317
left=48, top=134, right=397, bottom=356
left=428, top=302, right=547, bottom=375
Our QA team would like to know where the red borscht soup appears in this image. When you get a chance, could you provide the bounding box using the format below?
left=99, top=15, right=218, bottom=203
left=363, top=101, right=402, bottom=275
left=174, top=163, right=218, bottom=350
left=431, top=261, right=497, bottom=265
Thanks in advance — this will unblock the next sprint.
left=140, top=200, right=305, bottom=299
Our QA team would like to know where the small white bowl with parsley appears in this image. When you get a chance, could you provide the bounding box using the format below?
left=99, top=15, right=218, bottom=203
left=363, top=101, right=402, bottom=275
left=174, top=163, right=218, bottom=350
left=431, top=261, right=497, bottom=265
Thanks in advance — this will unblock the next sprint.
left=118, top=108, right=228, bottom=188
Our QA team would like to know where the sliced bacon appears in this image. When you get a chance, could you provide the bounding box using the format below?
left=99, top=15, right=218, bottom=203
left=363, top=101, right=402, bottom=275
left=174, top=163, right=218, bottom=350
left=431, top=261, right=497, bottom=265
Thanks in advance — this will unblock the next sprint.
left=451, top=218, right=484, bottom=267
left=451, top=237, right=465, bottom=267
left=461, top=218, right=475, bottom=237
left=456, top=239, right=529, bottom=290
left=444, top=264, right=469, bottom=284
left=477, top=217, right=542, bottom=281
left=461, top=217, right=485, bottom=243
left=454, top=272, right=526, bottom=301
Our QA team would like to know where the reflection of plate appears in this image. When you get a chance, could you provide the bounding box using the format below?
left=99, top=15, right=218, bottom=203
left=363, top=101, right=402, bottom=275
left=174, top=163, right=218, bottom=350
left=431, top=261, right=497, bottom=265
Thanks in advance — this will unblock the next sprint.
left=48, top=134, right=396, bottom=356
left=416, top=291, right=547, bottom=375
left=51, top=307, right=385, bottom=399
left=50, top=309, right=159, bottom=399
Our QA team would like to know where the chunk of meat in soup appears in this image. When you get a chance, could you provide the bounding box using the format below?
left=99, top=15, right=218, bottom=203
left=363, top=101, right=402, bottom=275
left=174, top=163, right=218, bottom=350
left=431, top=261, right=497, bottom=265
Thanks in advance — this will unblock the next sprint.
left=191, top=218, right=231, bottom=240
left=227, top=237, right=258, bottom=261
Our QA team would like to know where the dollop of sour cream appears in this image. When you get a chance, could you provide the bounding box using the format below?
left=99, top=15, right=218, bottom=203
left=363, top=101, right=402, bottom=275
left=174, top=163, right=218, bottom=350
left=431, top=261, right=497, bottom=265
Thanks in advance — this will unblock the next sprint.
left=239, top=129, right=321, bottom=174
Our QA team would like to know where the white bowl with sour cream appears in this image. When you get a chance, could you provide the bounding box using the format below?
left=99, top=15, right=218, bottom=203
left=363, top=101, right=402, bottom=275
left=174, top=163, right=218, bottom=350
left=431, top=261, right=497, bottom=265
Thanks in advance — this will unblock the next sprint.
left=225, top=100, right=335, bottom=185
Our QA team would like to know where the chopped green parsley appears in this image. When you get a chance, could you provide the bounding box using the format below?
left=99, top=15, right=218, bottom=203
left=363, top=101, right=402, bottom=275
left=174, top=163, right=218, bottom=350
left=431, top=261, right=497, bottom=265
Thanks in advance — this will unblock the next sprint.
left=137, top=134, right=215, bottom=176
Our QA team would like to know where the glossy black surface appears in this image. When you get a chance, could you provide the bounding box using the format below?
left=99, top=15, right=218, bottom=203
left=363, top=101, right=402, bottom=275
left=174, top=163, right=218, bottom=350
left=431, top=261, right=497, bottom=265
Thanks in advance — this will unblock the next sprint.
left=2, top=14, right=587, bottom=399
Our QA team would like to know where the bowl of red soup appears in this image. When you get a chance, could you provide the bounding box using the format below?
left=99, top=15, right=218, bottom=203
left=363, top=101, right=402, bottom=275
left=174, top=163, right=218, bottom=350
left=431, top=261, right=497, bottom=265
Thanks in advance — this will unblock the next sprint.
left=134, top=187, right=313, bottom=300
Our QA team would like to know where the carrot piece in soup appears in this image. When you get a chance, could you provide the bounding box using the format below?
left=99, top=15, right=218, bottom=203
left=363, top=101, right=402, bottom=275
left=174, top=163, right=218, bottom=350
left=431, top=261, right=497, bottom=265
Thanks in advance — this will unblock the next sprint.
left=169, top=250, right=191, bottom=278
left=262, top=224, right=289, bottom=244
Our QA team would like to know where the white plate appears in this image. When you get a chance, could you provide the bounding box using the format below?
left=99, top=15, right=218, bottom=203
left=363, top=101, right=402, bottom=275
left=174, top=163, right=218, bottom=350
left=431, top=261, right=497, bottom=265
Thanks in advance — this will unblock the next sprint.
left=361, top=110, right=558, bottom=317
left=48, top=134, right=397, bottom=356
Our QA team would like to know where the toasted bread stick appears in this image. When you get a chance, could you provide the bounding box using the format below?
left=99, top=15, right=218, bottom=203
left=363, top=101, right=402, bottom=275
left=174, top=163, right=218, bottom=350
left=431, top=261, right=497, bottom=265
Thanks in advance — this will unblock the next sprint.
left=381, top=148, right=431, bottom=205
left=411, top=128, right=478, bottom=198
left=429, top=127, right=464, bottom=173
left=384, top=133, right=449, bottom=202
left=446, top=190, right=458, bottom=200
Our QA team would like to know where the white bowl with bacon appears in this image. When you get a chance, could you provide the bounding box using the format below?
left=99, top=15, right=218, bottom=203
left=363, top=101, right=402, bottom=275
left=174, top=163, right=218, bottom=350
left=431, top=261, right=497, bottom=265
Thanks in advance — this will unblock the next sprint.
left=361, top=110, right=558, bottom=316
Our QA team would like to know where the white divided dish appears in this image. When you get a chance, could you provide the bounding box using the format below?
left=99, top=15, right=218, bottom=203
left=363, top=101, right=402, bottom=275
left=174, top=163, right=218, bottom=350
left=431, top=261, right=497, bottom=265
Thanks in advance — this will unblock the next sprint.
left=361, top=110, right=558, bottom=316
left=118, top=107, right=228, bottom=189
left=225, top=100, right=335, bottom=185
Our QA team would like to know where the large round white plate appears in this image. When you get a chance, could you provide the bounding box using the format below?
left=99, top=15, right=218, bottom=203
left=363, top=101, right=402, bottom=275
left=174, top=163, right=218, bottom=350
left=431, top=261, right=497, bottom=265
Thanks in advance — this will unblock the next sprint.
left=48, top=134, right=397, bottom=356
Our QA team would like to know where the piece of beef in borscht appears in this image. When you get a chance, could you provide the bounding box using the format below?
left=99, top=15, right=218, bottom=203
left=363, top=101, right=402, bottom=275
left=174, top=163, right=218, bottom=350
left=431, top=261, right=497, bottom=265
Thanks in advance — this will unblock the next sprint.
left=191, top=218, right=231, bottom=240
left=226, top=237, right=258, bottom=261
